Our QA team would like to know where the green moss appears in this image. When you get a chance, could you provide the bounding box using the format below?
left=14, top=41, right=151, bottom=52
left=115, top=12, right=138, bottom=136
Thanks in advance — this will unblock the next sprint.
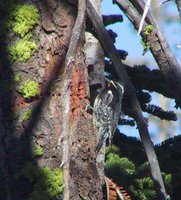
left=16, top=162, right=63, bottom=200
left=13, top=73, right=22, bottom=82
left=144, top=25, right=153, bottom=36
left=141, top=39, right=151, bottom=52
left=9, top=4, right=39, bottom=38
left=6, top=3, right=39, bottom=62
left=140, top=25, right=153, bottom=55
left=7, top=39, right=37, bottom=62
left=20, top=80, right=40, bottom=100
left=20, top=109, right=32, bottom=121
left=33, top=146, right=44, bottom=157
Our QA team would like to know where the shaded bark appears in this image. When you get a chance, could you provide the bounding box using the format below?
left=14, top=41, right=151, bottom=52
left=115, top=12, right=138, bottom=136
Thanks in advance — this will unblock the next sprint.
left=85, top=0, right=106, bottom=185
left=0, top=0, right=74, bottom=199
left=0, top=0, right=102, bottom=199
left=61, top=1, right=103, bottom=199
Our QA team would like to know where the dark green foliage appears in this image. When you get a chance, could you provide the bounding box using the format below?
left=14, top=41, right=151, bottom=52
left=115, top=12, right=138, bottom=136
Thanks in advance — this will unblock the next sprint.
left=136, top=162, right=150, bottom=177
left=113, top=131, right=147, bottom=166
left=105, top=132, right=181, bottom=200
left=118, top=118, right=135, bottom=126
left=105, top=152, right=135, bottom=188
left=107, top=29, right=117, bottom=43
left=136, top=90, right=152, bottom=104
left=106, top=145, right=120, bottom=155
left=105, top=153, right=136, bottom=176
left=156, top=136, right=181, bottom=199
left=142, top=104, right=177, bottom=121
left=102, top=14, right=123, bottom=26
left=162, top=172, right=172, bottom=195
left=129, top=177, right=156, bottom=200
left=105, top=145, right=156, bottom=200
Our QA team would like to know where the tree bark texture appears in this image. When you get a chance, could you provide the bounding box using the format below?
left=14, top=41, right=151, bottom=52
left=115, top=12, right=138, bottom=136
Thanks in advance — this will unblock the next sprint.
left=0, top=0, right=102, bottom=199
left=85, top=0, right=106, bottom=185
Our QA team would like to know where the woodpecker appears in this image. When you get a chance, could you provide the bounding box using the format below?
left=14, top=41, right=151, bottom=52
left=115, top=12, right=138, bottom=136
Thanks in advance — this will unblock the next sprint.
left=93, top=79, right=124, bottom=152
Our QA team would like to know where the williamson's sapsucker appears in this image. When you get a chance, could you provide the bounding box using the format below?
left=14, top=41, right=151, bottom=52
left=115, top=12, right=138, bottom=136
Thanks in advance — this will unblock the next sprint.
left=93, top=79, right=124, bottom=152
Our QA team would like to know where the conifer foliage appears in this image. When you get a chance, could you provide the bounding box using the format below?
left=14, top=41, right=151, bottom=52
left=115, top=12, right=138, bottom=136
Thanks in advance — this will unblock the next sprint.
left=105, top=131, right=181, bottom=200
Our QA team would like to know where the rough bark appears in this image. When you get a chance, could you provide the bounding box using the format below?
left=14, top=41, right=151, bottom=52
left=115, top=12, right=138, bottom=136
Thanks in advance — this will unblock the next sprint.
left=62, top=48, right=102, bottom=199
left=0, top=0, right=73, bottom=199
left=61, top=0, right=103, bottom=199
left=85, top=0, right=105, bottom=185
left=0, top=0, right=102, bottom=199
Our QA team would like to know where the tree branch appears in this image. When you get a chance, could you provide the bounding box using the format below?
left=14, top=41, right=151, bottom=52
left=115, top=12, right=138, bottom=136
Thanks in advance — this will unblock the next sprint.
left=114, top=0, right=181, bottom=108
left=175, top=0, right=181, bottom=20
left=87, top=1, right=167, bottom=199
left=62, top=1, right=87, bottom=199
left=66, top=0, right=87, bottom=62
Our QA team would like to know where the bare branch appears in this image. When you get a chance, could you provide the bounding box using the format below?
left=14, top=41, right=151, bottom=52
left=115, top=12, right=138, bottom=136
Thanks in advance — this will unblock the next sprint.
left=62, top=1, right=87, bottom=199
left=66, top=0, right=87, bottom=62
left=114, top=0, right=181, bottom=108
left=175, top=0, right=181, bottom=19
left=87, top=1, right=167, bottom=199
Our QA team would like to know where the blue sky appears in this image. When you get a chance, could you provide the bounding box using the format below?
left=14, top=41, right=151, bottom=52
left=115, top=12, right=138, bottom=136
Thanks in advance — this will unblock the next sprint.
left=101, top=0, right=181, bottom=143
left=101, top=0, right=181, bottom=66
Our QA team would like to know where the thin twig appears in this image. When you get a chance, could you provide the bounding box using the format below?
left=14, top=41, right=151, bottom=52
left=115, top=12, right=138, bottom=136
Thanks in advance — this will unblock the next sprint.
left=160, top=0, right=173, bottom=5
left=175, top=0, right=181, bottom=19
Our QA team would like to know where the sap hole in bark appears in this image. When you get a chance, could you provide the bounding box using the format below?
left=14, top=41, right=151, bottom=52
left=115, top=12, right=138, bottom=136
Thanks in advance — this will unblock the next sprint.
left=88, top=64, right=94, bottom=73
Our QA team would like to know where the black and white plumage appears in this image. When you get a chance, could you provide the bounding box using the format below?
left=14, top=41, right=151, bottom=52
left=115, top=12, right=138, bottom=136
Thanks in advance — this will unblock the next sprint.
left=93, top=80, right=124, bottom=152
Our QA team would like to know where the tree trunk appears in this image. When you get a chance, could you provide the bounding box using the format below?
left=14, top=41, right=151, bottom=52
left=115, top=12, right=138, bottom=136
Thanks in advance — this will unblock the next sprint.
left=0, top=0, right=102, bottom=199
left=85, top=0, right=105, bottom=185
